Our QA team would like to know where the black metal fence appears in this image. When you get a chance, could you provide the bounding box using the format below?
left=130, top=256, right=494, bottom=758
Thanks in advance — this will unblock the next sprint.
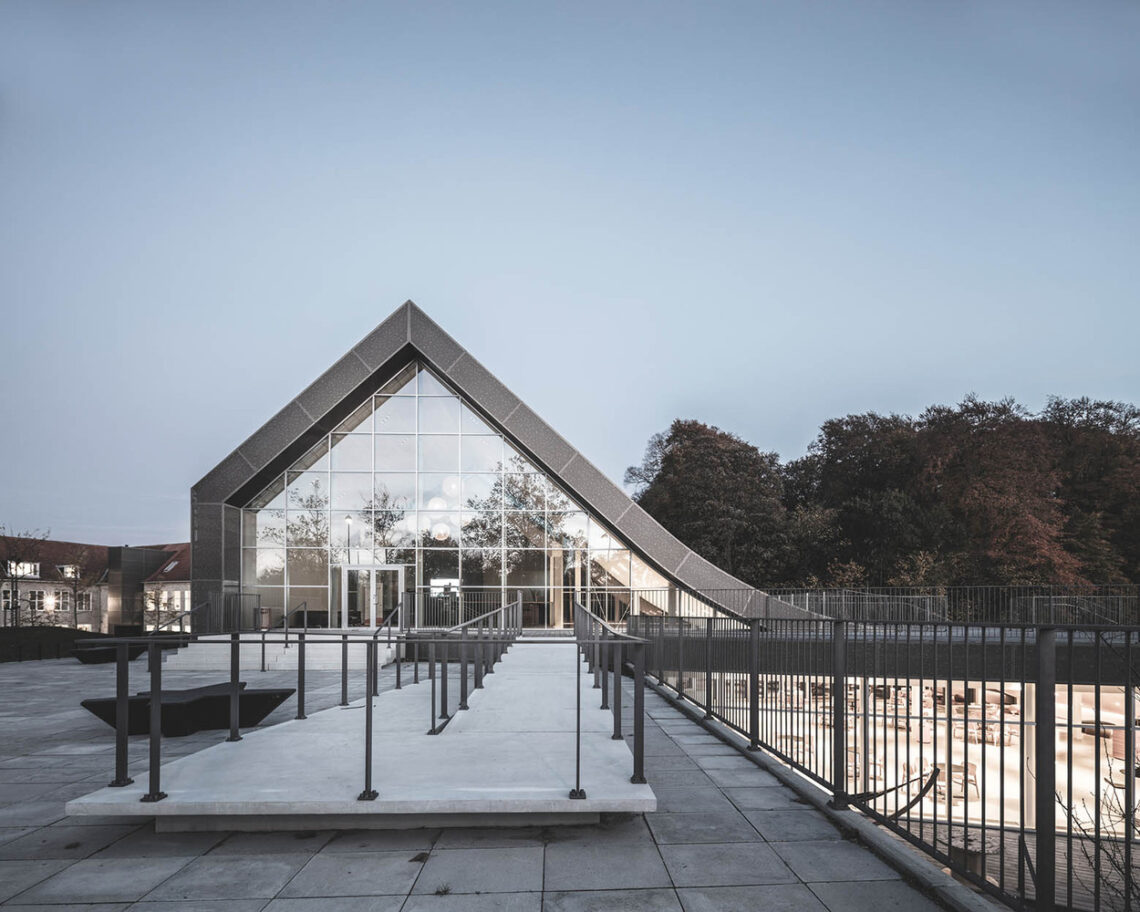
left=767, top=586, right=1140, bottom=625
left=629, top=614, right=1140, bottom=912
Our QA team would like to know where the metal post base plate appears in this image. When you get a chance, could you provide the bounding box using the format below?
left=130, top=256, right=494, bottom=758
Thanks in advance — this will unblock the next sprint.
left=568, top=788, right=587, bottom=799
left=357, top=789, right=378, bottom=801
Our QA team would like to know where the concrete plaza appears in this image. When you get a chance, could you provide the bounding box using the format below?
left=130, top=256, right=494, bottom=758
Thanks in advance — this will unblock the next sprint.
left=0, top=654, right=959, bottom=911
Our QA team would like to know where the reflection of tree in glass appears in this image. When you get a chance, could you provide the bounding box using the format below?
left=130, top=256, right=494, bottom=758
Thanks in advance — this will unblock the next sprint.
left=287, top=479, right=329, bottom=547
left=360, top=490, right=406, bottom=546
left=286, top=479, right=331, bottom=586
left=461, top=455, right=587, bottom=574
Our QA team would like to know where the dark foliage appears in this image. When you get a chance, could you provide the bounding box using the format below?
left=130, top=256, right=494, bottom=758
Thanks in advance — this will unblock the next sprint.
left=626, top=396, right=1140, bottom=586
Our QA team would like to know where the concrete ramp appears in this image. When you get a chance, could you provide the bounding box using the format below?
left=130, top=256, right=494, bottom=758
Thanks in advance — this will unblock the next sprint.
left=66, top=643, right=654, bottom=830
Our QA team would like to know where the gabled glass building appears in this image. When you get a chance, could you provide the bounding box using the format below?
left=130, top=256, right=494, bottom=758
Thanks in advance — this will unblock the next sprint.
left=192, top=302, right=763, bottom=628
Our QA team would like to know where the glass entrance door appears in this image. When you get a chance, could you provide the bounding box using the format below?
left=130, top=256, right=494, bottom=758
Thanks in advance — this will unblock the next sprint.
left=376, top=565, right=403, bottom=627
left=336, top=564, right=404, bottom=628
left=343, top=567, right=374, bottom=628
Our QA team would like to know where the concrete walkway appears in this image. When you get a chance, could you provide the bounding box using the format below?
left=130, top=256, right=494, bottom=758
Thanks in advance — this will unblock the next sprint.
left=65, top=643, right=652, bottom=823
left=0, top=655, right=952, bottom=910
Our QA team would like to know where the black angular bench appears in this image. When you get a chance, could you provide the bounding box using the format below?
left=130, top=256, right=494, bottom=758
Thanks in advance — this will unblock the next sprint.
left=72, top=644, right=148, bottom=664
left=81, top=682, right=294, bottom=737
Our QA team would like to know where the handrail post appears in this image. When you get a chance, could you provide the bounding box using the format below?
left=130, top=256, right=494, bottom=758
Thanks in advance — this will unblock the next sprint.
left=141, top=641, right=166, bottom=802
left=487, top=621, right=496, bottom=674
left=358, top=638, right=378, bottom=800
left=295, top=631, right=307, bottom=720
left=428, top=641, right=438, bottom=734
left=459, top=627, right=469, bottom=710
left=227, top=632, right=242, bottom=742
left=109, top=643, right=133, bottom=787
left=474, top=623, right=484, bottom=690
left=631, top=640, right=646, bottom=783
left=678, top=617, right=685, bottom=698
left=440, top=639, right=450, bottom=720
left=339, top=633, right=349, bottom=706
left=413, top=637, right=420, bottom=685
left=657, top=615, right=664, bottom=682
left=829, top=619, right=848, bottom=810
left=569, top=632, right=586, bottom=799
left=612, top=640, right=623, bottom=740
left=395, top=632, right=402, bottom=690
left=748, top=620, right=760, bottom=751
left=372, top=631, right=379, bottom=697
left=1034, top=627, right=1057, bottom=910
left=260, top=628, right=266, bottom=673
left=600, top=629, right=610, bottom=709
left=703, top=618, right=714, bottom=719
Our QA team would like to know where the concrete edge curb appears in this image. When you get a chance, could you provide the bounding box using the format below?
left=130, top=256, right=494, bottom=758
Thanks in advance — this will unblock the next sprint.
left=643, top=678, right=1006, bottom=912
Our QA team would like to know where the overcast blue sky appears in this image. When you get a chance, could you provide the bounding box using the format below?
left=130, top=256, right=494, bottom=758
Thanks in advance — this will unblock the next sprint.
left=1, top=1, right=1138, bottom=545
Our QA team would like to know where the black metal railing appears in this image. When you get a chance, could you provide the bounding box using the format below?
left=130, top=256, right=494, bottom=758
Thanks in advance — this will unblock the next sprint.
left=81, top=594, right=648, bottom=815
left=767, top=585, right=1140, bottom=625
left=572, top=601, right=648, bottom=794
left=629, top=613, right=1139, bottom=912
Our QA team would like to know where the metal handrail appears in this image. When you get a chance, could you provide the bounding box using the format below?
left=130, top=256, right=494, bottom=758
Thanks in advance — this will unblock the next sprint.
left=444, top=593, right=522, bottom=634
left=149, top=600, right=209, bottom=635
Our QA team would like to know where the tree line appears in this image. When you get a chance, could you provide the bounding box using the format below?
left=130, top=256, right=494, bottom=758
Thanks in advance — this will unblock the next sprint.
left=624, top=396, right=1140, bottom=588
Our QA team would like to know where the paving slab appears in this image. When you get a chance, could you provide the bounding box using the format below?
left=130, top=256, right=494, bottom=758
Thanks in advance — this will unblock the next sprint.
left=652, top=787, right=736, bottom=813
left=677, top=883, right=830, bottom=912
left=400, top=893, right=541, bottom=912
left=808, top=879, right=946, bottom=911
left=0, top=823, right=138, bottom=859
left=264, top=898, right=405, bottom=912
left=411, top=845, right=544, bottom=894
left=318, top=828, right=435, bottom=853
left=771, top=840, right=901, bottom=883
left=544, top=888, right=683, bottom=911
left=660, top=842, right=798, bottom=887
left=93, top=824, right=226, bottom=858
left=0, top=859, right=74, bottom=903
left=211, top=829, right=336, bottom=854
left=723, top=785, right=805, bottom=810
left=432, top=825, right=543, bottom=849
left=142, top=853, right=311, bottom=900
left=742, top=807, right=842, bottom=842
left=277, top=849, right=425, bottom=897
left=132, top=902, right=268, bottom=912
left=544, top=841, right=672, bottom=891
left=10, top=855, right=194, bottom=904
left=647, top=810, right=761, bottom=844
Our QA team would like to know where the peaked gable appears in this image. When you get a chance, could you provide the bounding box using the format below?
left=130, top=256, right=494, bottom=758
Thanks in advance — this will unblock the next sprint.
left=192, top=301, right=767, bottom=613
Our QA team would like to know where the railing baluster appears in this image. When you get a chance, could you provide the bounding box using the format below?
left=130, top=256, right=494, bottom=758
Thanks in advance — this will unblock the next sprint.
left=227, top=632, right=242, bottom=742
left=612, top=640, right=622, bottom=740
left=358, top=638, right=377, bottom=800
left=140, top=641, right=166, bottom=802
left=340, top=633, right=348, bottom=706
left=460, top=627, right=469, bottom=710
left=109, top=643, right=133, bottom=787
left=295, top=631, right=306, bottom=720
left=631, top=639, right=646, bottom=784
left=1034, top=626, right=1056, bottom=912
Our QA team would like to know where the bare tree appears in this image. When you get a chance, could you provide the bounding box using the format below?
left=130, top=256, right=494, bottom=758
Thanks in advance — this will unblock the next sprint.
left=0, top=526, right=50, bottom=627
left=57, top=545, right=102, bottom=629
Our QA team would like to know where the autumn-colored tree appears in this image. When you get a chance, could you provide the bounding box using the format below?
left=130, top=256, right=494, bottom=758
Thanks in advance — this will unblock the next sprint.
left=625, top=420, right=788, bottom=586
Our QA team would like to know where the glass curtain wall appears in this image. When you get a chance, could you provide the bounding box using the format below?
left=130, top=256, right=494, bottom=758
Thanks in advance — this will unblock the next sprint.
left=240, top=362, right=672, bottom=627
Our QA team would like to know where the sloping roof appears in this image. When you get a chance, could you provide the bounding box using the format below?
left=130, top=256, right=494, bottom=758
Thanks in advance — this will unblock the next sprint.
left=192, top=301, right=766, bottom=611
left=0, top=536, right=110, bottom=584
left=142, top=542, right=192, bottom=583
